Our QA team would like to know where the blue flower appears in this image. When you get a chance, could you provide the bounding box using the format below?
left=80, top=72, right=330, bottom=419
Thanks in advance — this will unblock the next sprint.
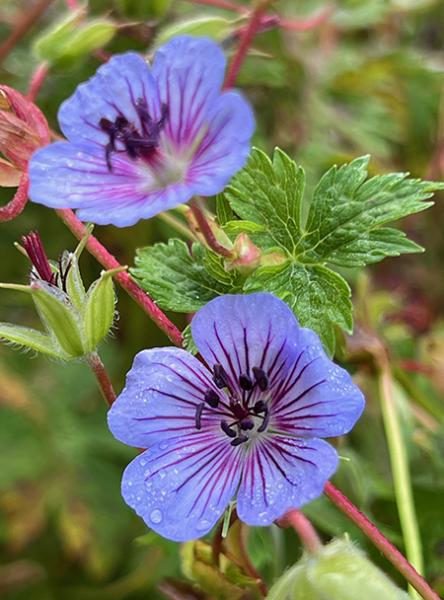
left=29, top=36, right=255, bottom=227
left=108, top=293, right=365, bottom=541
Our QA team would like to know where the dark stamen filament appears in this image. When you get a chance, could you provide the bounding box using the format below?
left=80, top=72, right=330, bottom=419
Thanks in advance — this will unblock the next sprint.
left=195, top=402, right=204, bottom=430
left=213, top=363, right=230, bottom=389
left=253, top=367, right=268, bottom=391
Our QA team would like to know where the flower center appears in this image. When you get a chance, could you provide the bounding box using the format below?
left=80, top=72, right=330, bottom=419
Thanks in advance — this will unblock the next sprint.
left=195, top=364, right=270, bottom=447
left=99, top=99, right=168, bottom=171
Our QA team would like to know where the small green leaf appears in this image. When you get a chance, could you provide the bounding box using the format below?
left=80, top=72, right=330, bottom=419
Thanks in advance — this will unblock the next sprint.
left=0, top=323, right=61, bottom=357
left=62, top=20, right=116, bottom=60
left=216, top=193, right=235, bottom=226
left=182, top=324, right=199, bottom=356
left=224, top=147, right=305, bottom=253
left=131, top=239, right=236, bottom=312
left=244, top=262, right=352, bottom=355
left=83, top=271, right=116, bottom=352
left=33, top=8, right=84, bottom=61
left=31, top=285, right=84, bottom=357
left=156, top=16, right=234, bottom=46
left=297, top=156, right=441, bottom=266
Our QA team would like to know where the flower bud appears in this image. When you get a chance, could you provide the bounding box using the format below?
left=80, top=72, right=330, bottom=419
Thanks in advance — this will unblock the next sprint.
left=0, top=232, right=118, bottom=360
left=226, top=233, right=261, bottom=273
left=0, top=86, right=49, bottom=175
left=267, top=538, right=409, bottom=600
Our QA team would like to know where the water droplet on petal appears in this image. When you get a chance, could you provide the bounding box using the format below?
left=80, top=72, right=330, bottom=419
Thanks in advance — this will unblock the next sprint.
left=158, top=469, right=167, bottom=479
left=196, top=519, right=211, bottom=532
left=150, top=509, right=163, bottom=524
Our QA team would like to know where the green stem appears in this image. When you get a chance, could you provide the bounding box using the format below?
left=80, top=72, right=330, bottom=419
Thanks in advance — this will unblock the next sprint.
left=158, top=211, right=197, bottom=241
left=378, top=357, right=424, bottom=598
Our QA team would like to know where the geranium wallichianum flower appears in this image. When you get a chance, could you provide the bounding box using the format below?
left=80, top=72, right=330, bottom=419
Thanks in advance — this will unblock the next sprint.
left=28, top=36, right=255, bottom=227
left=108, top=293, right=365, bottom=541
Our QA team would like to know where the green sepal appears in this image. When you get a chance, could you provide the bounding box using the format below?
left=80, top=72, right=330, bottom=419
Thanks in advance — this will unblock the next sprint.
left=267, top=538, right=410, bottom=600
left=0, top=322, right=63, bottom=358
left=82, top=269, right=118, bottom=352
left=64, top=252, right=86, bottom=311
left=31, top=284, right=84, bottom=357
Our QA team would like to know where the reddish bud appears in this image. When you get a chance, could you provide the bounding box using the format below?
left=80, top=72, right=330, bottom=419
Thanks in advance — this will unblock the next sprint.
left=0, top=86, right=50, bottom=172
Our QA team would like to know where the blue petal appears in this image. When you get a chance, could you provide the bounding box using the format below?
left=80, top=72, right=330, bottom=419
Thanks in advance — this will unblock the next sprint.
left=121, top=434, right=242, bottom=541
left=108, top=348, right=228, bottom=448
left=151, top=36, right=226, bottom=149
left=58, top=52, right=161, bottom=146
left=28, top=141, right=195, bottom=227
left=236, top=437, right=338, bottom=526
left=191, top=293, right=303, bottom=394
left=271, top=328, right=365, bottom=438
left=189, top=91, right=255, bottom=196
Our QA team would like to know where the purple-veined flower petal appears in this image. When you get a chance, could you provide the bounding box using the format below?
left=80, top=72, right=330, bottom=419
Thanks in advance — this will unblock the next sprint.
left=28, top=141, right=194, bottom=226
left=122, top=433, right=243, bottom=541
left=151, top=35, right=226, bottom=150
left=58, top=52, right=161, bottom=146
left=188, top=91, right=255, bottom=196
left=108, top=348, right=228, bottom=448
left=270, top=329, right=365, bottom=438
left=236, top=437, right=338, bottom=526
left=191, top=293, right=302, bottom=394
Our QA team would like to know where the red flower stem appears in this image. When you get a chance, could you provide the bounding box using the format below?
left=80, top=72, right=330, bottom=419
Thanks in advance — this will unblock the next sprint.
left=0, top=173, right=29, bottom=222
left=324, top=482, right=441, bottom=600
left=56, top=208, right=184, bottom=347
left=27, top=62, right=50, bottom=102
left=190, top=200, right=232, bottom=257
left=87, top=352, right=116, bottom=406
left=279, top=509, right=322, bottom=554
left=224, top=0, right=275, bottom=90
left=65, top=0, right=80, bottom=9
left=236, top=523, right=268, bottom=596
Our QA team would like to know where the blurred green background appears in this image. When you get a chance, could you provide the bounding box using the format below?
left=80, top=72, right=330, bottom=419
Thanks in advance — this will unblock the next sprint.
left=1, top=0, right=444, bottom=598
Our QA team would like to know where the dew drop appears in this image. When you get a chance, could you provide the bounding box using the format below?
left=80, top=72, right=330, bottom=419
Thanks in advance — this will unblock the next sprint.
left=158, top=469, right=167, bottom=479
left=196, top=519, right=211, bottom=532
left=150, top=509, right=163, bottom=524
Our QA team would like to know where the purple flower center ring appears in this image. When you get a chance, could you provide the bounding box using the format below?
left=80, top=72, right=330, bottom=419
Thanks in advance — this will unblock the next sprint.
left=28, top=36, right=255, bottom=227
left=108, top=293, right=365, bottom=542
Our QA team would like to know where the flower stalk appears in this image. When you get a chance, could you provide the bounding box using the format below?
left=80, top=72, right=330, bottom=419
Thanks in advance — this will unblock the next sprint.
left=324, top=482, right=440, bottom=600
left=56, top=208, right=184, bottom=347
left=87, top=352, right=116, bottom=406
left=278, top=509, right=322, bottom=554
left=189, top=199, right=233, bottom=258
left=0, top=173, right=29, bottom=222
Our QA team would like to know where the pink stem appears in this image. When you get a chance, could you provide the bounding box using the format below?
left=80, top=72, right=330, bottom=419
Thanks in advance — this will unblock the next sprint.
left=65, top=0, right=80, bottom=9
left=87, top=352, right=116, bottom=406
left=324, top=482, right=441, bottom=600
left=224, top=0, right=275, bottom=89
left=56, top=208, right=184, bottom=347
left=279, top=509, right=322, bottom=554
left=27, top=62, right=50, bottom=102
left=0, top=173, right=29, bottom=222
left=183, top=0, right=246, bottom=13
left=190, top=200, right=232, bottom=258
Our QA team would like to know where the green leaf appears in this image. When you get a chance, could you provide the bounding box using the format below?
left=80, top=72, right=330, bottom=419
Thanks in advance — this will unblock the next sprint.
left=297, top=155, right=441, bottom=266
left=182, top=324, right=198, bottom=356
left=216, top=193, right=235, bottom=226
left=33, top=8, right=84, bottom=61
left=131, top=239, right=236, bottom=312
left=0, top=322, right=61, bottom=358
left=224, top=148, right=305, bottom=253
left=244, top=261, right=352, bottom=354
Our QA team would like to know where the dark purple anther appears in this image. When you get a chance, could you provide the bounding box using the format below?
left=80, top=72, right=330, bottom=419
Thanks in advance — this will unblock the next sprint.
left=195, top=402, right=204, bottom=430
left=257, top=406, right=270, bottom=433
left=221, top=420, right=237, bottom=438
left=240, top=418, right=254, bottom=431
left=239, top=373, right=253, bottom=390
left=204, top=389, right=219, bottom=408
left=213, top=364, right=230, bottom=389
left=231, top=435, right=249, bottom=447
left=253, top=400, right=267, bottom=414
left=253, top=367, right=268, bottom=391
left=21, top=231, right=56, bottom=285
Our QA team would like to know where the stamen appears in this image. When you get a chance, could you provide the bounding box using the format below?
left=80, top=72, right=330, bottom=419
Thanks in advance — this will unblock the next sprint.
left=257, top=406, right=270, bottom=433
left=231, top=435, right=249, bottom=447
left=240, top=418, right=254, bottom=431
left=21, top=232, right=56, bottom=285
left=253, top=367, right=268, bottom=391
left=221, top=420, right=237, bottom=438
left=213, top=364, right=230, bottom=389
left=195, top=402, right=205, bottom=430
left=204, top=388, right=219, bottom=408
left=239, top=373, right=253, bottom=390
left=253, top=400, right=267, bottom=414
